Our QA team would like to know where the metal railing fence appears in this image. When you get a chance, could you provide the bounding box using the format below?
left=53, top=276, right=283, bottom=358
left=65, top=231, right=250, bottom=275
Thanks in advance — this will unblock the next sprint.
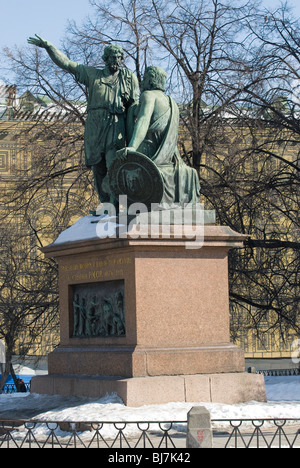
left=256, top=368, right=300, bottom=377
left=0, top=419, right=186, bottom=449
left=0, top=417, right=299, bottom=449
left=212, top=418, right=300, bottom=449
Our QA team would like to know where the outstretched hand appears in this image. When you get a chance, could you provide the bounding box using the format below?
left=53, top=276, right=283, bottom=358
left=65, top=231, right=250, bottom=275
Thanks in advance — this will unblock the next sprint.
left=27, top=34, right=49, bottom=49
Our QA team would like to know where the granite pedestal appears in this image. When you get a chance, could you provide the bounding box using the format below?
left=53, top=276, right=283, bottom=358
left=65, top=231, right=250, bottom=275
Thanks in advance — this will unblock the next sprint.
left=31, top=216, right=266, bottom=405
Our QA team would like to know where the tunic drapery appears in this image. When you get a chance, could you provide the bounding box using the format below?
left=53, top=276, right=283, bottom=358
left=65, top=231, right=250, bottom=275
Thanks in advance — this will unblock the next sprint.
left=73, top=64, right=139, bottom=167
left=136, top=96, right=200, bottom=205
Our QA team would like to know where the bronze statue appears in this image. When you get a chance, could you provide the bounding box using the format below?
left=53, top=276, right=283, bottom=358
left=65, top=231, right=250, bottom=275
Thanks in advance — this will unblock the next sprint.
left=113, top=66, right=200, bottom=206
left=28, top=35, right=139, bottom=208
left=28, top=36, right=200, bottom=209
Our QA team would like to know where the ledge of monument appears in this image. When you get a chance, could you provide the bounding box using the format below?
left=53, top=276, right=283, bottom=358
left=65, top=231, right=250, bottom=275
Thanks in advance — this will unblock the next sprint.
left=41, top=212, right=248, bottom=257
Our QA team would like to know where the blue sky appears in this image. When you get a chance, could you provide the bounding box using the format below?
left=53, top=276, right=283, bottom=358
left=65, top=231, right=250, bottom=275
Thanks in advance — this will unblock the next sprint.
left=1, top=0, right=300, bottom=82
left=1, top=0, right=92, bottom=49
left=0, top=0, right=92, bottom=53
left=1, top=0, right=300, bottom=51
left=0, top=0, right=93, bottom=81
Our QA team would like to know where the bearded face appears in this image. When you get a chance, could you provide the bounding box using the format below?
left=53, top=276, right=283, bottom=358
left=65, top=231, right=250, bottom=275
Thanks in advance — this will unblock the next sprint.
left=105, top=51, right=123, bottom=73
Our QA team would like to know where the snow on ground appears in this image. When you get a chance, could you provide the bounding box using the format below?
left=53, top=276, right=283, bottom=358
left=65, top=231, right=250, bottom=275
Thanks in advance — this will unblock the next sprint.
left=0, top=376, right=299, bottom=441
left=264, top=375, right=300, bottom=402
left=0, top=376, right=299, bottom=423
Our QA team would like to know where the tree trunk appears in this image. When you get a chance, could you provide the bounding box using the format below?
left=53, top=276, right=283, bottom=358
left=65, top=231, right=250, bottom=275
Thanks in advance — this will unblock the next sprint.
left=0, top=347, right=14, bottom=393
left=0, top=361, right=10, bottom=393
left=10, top=363, right=19, bottom=391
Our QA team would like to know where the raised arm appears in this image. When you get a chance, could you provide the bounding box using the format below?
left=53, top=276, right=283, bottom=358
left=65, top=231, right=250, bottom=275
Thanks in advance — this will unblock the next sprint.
left=28, top=34, right=78, bottom=75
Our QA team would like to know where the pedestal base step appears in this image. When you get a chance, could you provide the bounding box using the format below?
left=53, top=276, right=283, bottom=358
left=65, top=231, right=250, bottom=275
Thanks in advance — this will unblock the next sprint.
left=31, top=372, right=266, bottom=407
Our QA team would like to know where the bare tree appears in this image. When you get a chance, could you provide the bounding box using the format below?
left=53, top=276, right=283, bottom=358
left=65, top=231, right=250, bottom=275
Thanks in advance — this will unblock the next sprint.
left=225, top=3, right=300, bottom=341
left=68, top=0, right=152, bottom=85
left=0, top=224, right=59, bottom=391
left=143, top=0, right=262, bottom=170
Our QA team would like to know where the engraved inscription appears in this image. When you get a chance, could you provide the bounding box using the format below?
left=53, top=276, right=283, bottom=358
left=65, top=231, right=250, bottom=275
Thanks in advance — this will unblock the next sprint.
left=72, top=281, right=125, bottom=338
left=62, top=256, right=131, bottom=282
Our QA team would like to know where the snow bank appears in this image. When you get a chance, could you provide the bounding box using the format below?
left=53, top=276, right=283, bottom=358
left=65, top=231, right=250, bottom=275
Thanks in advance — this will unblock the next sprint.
left=0, top=376, right=299, bottom=423
left=265, top=376, right=300, bottom=402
